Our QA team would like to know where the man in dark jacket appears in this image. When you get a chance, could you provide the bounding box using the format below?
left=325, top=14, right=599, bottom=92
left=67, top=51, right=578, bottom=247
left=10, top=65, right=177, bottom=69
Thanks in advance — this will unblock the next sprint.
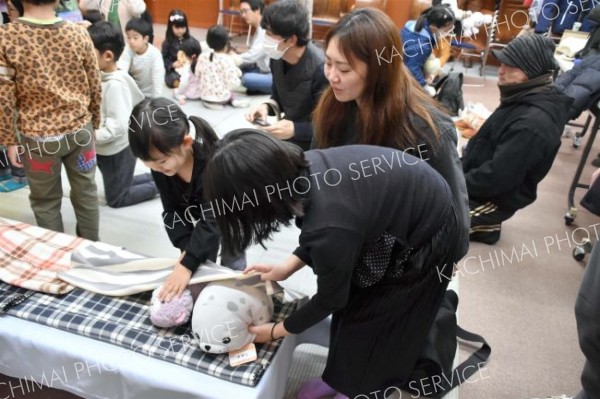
left=462, top=33, right=573, bottom=244
left=244, top=0, right=328, bottom=151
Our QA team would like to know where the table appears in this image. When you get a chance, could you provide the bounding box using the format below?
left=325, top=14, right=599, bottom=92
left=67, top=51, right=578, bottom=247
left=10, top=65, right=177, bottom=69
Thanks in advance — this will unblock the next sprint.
left=0, top=299, right=330, bottom=399
left=0, top=217, right=330, bottom=399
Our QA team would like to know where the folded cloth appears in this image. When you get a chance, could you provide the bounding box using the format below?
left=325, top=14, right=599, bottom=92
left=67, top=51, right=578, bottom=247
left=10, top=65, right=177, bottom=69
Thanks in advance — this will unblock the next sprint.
left=0, top=217, right=243, bottom=296
left=0, top=218, right=88, bottom=294
left=59, top=241, right=243, bottom=296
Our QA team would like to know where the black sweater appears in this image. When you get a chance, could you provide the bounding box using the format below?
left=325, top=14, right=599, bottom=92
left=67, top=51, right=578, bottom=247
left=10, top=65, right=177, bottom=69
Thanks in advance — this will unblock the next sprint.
left=284, top=145, right=457, bottom=334
left=462, top=85, right=573, bottom=211
left=152, top=142, right=220, bottom=272
left=269, top=42, right=329, bottom=148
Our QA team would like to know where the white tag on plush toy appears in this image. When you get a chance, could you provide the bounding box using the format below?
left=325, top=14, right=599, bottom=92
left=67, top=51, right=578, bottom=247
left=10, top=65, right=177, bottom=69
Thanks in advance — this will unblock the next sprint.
left=228, top=343, right=257, bottom=366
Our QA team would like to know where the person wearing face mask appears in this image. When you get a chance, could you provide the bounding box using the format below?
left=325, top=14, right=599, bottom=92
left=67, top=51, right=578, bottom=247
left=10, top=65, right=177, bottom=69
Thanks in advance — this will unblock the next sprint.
left=245, top=0, right=328, bottom=151
left=400, top=5, right=455, bottom=95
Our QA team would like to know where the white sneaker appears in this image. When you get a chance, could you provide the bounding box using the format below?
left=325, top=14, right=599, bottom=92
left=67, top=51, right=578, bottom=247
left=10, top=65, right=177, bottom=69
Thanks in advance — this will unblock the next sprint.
left=232, top=84, right=247, bottom=94
left=529, top=395, right=573, bottom=399
left=202, top=101, right=225, bottom=110
left=231, top=98, right=250, bottom=108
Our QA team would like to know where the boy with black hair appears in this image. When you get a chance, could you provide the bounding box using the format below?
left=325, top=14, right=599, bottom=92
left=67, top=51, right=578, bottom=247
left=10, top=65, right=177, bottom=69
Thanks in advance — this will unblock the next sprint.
left=245, top=0, right=328, bottom=151
left=81, top=8, right=104, bottom=25
left=117, top=17, right=164, bottom=98
left=0, top=0, right=101, bottom=240
left=88, top=20, right=157, bottom=208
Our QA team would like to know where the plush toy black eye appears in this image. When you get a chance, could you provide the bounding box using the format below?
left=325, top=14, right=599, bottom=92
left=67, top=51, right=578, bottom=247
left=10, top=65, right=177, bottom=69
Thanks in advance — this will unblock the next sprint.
left=222, top=337, right=231, bottom=344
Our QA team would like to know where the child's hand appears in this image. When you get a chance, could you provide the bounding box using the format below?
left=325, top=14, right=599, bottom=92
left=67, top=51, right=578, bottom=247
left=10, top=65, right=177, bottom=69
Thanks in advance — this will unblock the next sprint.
left=8, top=145, right=23, bottom=168
left=159, top=263, right=192, bottom=302
left=172, top=61, right=183, bottom=69
left=77, top=20, right=92, bottom=28
left=230, top=53, right=243, bottom=67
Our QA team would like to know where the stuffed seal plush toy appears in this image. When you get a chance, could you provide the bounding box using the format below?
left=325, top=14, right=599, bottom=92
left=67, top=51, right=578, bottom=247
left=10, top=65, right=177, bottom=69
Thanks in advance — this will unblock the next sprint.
left=191, top=279, right=274, bottom=354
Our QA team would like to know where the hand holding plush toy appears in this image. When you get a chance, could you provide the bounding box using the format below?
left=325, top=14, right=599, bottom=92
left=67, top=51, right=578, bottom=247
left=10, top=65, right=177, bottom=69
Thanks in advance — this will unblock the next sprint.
left=149, top=287, right=194, bottom=328
left=149, top=276, right=275, bottom=355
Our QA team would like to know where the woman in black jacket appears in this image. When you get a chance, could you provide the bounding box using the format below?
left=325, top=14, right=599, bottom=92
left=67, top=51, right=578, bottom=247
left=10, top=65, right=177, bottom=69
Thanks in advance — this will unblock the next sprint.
left=203, top=130, right=465, bottom=398
left=312, top=8, right=469, bottom=259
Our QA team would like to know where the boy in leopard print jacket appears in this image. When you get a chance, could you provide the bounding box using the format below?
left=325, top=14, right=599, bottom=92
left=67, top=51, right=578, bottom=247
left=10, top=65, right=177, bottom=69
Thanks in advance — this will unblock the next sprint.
left=0, top=0, right=102, bottom=240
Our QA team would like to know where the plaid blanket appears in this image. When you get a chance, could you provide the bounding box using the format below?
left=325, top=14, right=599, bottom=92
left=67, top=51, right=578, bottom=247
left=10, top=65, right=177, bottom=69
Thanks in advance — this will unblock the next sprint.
left=0, top=282, right=302, bottom=387
left=0, top=218, right=89, bottom=294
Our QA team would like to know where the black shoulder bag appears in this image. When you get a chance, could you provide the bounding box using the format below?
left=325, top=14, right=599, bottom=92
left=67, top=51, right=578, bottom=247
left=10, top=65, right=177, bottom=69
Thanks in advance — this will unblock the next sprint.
left=401, top=289, right=492, bottom=398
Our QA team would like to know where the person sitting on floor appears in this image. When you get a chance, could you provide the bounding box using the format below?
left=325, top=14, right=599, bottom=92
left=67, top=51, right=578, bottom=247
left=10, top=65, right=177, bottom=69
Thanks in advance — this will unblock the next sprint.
left=195, top=25, right=249, bottom=110
left=245, top=0, right=328, bottom=151
left=462, top=33, right=573, bottom=245
left=118, top=17, right=164, bottom=99
left=88, top=21, right=158, bottom=208
left=236, top=0, right=272, bottom=94
left=172, top=37, right=202, bottom=105
left=400, top=4, right=455, bottom=96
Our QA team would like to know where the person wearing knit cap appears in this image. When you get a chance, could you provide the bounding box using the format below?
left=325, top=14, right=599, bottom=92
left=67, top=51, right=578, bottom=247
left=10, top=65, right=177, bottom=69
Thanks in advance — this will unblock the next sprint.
left=461, top=33, right=573, bottom=245
left=491, top=33, right=559, bottom=81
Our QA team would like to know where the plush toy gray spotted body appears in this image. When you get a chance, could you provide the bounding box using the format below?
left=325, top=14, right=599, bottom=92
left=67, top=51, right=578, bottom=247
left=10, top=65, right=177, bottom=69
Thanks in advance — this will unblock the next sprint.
left=191, top=279, right=274, bottom=354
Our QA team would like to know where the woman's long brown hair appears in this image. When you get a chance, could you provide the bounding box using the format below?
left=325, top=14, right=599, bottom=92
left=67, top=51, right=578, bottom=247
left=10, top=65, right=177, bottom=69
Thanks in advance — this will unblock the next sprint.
left=313, top=8, right=443, bottom=151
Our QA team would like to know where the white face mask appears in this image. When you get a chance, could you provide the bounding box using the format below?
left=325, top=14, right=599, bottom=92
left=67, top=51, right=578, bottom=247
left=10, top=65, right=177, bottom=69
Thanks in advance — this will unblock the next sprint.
left=435, top=26, right=454, bottom=39
left=262, top=35, right=290, bottom=60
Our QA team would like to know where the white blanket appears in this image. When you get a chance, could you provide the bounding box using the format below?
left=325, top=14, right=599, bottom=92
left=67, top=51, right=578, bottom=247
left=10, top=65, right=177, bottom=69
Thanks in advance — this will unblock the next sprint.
left=58, top=241, right=241, bottom=296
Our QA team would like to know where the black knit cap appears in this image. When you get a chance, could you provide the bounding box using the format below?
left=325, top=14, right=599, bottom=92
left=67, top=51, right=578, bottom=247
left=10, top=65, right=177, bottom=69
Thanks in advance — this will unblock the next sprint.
left=492, top=34, right=559, bottom=78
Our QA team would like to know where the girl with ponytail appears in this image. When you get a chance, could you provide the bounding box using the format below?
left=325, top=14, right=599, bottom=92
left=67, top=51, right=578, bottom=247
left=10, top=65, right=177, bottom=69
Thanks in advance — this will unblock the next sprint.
left=128, top=98, right=246, bottom=302
left=401, top=4, right=455, bottom=89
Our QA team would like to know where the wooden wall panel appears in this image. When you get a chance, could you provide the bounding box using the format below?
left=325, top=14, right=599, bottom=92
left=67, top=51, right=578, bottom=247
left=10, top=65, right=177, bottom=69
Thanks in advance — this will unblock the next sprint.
left=386, top=0, right=411, bottom=28
left=146, top=0, right=520, bottom=33
left=146, top=0, right=419, bottom=31
left=497, top=0, right=531, bottom=43
left=146, top=0, right=220, bottom=28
